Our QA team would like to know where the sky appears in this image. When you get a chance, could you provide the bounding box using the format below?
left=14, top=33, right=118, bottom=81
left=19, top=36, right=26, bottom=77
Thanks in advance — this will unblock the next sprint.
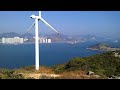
left=0, top=11, right=120, bottom=37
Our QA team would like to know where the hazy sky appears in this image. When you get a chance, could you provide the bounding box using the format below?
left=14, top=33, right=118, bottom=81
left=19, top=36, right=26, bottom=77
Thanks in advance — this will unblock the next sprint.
left=0, top=11, right=120, bottom=36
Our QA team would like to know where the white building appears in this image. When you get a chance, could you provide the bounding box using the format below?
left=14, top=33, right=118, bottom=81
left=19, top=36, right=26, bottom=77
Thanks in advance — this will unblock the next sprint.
left=2, top=37, right=5, bottom=43
left=42, top=39, right=46, bottom=43
left=45, top=39, right=48, bottom=43
left=48, top=39, right=51, bottom=43
left=39, top=38, right=43, bottom=43
left=20, top=38, right=24, bottom=43
left=24, top=38, right=28, bottom=42
left=1, top=37, right=24, bottom=44
left=34, top=37, right=52, bottom=43
left=39, top=37, right=51, bottom=43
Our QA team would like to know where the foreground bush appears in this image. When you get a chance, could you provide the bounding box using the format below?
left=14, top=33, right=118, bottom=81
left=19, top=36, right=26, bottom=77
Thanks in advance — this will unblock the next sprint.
left=0, top=69, right=25, bottom=79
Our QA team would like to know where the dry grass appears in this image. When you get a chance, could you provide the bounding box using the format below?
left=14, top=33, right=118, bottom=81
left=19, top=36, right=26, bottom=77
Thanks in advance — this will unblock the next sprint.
left=13, top=66, right=102, bottom=79
left=37, top=66, right=54, bottom=74
left=14, top=66, right=58, bottom=79
left=59, top=70, right=86, bottom=79
left=14, top=66, right=54, bottom=73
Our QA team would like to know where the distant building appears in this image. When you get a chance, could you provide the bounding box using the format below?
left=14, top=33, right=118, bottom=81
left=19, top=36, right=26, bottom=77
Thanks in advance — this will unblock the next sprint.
left=24, top=38, right=28, bottom=42
left=39, top=38, right=43, bottom=43
left=42, top=39, right=46, bottom=43
left=48, top=39, right=51, bottom=43
left=2, top=37, right=5, bottom=43
left=33, top=37, right=52, bottom=43
left=45, top=39, right=48, bottom=43
left=39, top=37, right=51, bottom=43
left=2, top=37, right=24, bottom=44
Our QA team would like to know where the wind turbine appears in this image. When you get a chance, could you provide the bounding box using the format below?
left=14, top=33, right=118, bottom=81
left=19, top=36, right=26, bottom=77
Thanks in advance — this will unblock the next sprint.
left=27, top=11, right=59, bottom=70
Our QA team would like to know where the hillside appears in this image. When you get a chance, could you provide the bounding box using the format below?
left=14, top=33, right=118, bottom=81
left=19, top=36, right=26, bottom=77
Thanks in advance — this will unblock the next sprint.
left=0, top=50, right=120, bottom=79
left=52, top=50, right=120, bottom=79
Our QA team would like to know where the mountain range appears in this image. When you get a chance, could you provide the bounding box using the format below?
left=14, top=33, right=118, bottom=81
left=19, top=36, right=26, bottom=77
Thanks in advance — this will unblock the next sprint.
left=0, top=32, right=89, bottom=43
left=0, top=32, right=119, bottom=43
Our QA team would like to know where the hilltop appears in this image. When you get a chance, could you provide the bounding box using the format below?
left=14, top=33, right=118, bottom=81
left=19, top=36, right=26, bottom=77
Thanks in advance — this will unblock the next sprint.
left=0, top=50, right=120, bottom=79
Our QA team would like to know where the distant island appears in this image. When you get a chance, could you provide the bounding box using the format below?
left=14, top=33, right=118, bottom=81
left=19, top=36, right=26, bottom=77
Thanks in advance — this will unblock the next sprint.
left=87, top=43, right=120, bottom=51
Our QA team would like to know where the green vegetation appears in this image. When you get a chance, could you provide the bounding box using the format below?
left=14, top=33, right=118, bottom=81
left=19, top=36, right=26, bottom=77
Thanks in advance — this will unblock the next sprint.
left=53, top=50, right=120, bottom=78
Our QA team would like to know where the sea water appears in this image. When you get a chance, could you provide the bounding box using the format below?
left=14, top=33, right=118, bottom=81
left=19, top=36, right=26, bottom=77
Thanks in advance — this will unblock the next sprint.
left=0, top=41, right=119, bottom=69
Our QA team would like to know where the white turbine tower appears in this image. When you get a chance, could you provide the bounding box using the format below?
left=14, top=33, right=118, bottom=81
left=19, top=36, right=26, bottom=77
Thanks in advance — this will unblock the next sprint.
left=27, top=11, right=59, bottom=70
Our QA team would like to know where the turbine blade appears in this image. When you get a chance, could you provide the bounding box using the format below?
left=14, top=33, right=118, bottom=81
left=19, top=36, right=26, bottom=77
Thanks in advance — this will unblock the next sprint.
left=23, top=22, right=35, bottom=35
left=40, top=17, right=59, bottom=34
left=39, top=11, right=41, bottom=18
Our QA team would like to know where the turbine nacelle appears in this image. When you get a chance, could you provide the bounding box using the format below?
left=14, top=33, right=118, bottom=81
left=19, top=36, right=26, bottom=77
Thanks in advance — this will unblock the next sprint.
left=30, top=15, right=36, bottom=18
left=30, top=15, right=40, bottom=19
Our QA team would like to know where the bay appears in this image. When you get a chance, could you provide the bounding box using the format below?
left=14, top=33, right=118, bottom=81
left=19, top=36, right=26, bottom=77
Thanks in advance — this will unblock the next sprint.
left=0, top=41, right=119, bottom=69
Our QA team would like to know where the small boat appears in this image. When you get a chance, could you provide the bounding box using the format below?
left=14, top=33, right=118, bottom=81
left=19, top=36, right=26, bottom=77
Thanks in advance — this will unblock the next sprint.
left=113, top=40, right=118, bottom=42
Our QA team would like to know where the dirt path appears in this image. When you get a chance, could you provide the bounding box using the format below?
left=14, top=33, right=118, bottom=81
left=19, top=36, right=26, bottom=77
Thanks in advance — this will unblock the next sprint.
left=23, top=73, right=60, bottom=79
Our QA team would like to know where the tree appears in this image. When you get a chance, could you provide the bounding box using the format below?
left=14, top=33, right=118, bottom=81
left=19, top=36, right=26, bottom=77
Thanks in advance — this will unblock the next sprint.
left=65, top=58, right=87, bottom=71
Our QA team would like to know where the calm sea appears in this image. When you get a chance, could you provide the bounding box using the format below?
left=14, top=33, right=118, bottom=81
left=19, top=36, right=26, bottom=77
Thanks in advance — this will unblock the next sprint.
left=0, top=41, right=119, bottom=69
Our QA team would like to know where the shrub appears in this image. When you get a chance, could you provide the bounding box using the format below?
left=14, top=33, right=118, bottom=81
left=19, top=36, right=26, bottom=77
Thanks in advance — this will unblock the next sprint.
left=65, top=58, right=87, bottom=71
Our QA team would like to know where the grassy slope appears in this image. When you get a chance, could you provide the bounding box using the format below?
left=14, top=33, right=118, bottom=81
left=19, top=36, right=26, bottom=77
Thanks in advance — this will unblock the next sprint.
left=53, top=51, right=120, bottom=78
